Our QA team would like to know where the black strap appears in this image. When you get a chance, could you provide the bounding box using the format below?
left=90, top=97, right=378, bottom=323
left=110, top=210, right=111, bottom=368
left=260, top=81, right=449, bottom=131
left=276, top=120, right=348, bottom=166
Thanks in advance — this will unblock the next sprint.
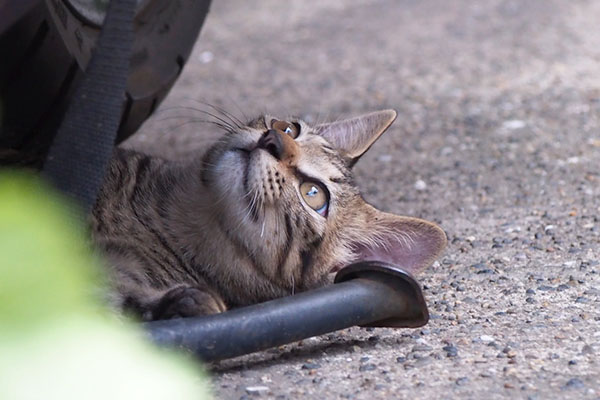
left=43, top=0, right=136, bottom=214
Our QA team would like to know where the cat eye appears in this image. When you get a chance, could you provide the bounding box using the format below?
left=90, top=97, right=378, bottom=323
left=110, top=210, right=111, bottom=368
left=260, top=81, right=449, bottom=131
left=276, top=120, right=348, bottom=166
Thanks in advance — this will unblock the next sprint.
left=299, top=181, right=328, bottom=217
left=271, top=119, right=300, bottom=139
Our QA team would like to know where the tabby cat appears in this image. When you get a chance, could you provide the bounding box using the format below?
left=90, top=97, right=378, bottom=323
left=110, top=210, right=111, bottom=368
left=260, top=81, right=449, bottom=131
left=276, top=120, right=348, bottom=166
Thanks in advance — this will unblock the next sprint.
left=92, top=109, right=446, bottom=320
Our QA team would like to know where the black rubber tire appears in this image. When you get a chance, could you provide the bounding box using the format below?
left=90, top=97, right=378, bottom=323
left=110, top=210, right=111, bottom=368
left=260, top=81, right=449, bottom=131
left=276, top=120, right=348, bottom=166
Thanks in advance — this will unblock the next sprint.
left=0, top=0, right=211, bottom=161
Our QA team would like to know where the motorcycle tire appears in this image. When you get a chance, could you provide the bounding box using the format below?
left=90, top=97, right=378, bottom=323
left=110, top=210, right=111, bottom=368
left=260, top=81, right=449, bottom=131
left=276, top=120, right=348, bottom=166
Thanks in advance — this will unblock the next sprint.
left=0, top=0, right=211, bottom=163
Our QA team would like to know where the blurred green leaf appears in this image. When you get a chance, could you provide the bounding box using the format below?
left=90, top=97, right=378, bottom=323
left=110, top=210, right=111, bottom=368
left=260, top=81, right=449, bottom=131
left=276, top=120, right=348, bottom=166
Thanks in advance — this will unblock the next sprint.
left=0, top=171, right=104, bottom=330
left=0, top=171, right=211, bottom=399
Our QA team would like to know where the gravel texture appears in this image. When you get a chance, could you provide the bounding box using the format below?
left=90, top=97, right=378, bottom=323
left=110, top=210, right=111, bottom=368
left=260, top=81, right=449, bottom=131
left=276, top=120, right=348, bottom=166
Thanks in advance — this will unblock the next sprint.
left=125, top=0, right=600, bottom=398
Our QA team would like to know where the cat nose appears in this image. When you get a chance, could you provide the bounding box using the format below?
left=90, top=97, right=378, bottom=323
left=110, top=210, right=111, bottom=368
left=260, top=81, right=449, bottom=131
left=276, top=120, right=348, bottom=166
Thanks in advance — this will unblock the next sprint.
left=257, top=129, right=299, bottom=164
left=257, top=129, right=285, bottom=160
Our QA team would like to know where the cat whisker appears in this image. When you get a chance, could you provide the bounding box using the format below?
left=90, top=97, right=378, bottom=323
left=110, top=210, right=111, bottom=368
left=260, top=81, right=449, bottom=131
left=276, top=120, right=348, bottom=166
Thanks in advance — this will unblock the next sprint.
left=157, top=115, right=237, bottom=135
left=188, top=99, right=246, bottom=128
left=290, top=274, right=295, bottom=296
left=159, top=106, right=241, bottom=132
left=163, top=119, right=237, bottom=136
left=159, top=102, right=243, bottom=132
left=240, top=188, right=259, bottom=224
left=250, top=192, right=262, bottom=224
left=223, top=95, right=249, bottom=125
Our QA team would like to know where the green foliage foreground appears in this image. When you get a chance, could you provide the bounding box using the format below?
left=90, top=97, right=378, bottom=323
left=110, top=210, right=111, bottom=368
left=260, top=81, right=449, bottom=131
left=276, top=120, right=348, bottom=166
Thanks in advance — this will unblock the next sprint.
left=0, top=172, right=211, bottom=400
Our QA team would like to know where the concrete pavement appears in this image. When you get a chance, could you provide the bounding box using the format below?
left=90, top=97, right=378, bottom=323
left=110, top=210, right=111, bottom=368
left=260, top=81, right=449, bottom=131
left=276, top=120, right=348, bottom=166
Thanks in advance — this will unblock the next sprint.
left=127, top=1, right=600, bottom=398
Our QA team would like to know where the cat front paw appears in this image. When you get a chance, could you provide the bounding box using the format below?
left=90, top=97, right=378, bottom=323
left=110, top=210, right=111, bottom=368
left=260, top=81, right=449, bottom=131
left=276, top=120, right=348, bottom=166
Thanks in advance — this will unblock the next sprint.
left=151, top=285, right=226, bottom=320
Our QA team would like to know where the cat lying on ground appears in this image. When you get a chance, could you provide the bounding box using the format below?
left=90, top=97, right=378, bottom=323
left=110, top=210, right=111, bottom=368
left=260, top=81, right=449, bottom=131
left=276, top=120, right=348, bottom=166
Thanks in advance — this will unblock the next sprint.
left=92, top=109, right=446, bottom=320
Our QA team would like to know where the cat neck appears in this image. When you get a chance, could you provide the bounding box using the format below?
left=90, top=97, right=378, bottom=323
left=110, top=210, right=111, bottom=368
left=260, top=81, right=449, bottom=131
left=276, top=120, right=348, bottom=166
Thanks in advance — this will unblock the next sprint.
left=162, top=157, right=222, bottom=238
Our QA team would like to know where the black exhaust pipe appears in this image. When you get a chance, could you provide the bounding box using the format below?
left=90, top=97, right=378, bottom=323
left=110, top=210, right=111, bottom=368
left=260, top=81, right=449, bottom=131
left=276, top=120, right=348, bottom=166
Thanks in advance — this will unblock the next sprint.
left=145, top=261, right=429, bottom=362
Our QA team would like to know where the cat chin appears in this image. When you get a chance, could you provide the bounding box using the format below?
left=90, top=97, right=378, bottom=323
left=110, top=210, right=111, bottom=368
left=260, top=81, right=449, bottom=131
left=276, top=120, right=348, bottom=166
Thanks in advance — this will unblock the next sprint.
left=210, top=148, right=249, bottom=196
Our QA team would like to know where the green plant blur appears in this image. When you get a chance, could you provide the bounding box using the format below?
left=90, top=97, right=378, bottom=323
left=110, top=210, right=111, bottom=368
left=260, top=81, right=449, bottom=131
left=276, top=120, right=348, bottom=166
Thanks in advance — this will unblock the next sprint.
left=0, top=171, right=211, bottom=400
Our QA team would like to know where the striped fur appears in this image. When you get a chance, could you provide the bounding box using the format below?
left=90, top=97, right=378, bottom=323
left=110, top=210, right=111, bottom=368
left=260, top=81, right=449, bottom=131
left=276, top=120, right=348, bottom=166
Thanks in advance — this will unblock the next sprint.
left=92, top=110, right=447, bottom=320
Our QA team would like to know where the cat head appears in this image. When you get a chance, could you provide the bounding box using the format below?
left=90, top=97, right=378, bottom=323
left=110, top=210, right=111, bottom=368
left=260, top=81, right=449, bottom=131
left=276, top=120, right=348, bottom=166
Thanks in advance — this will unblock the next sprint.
left=201, top=110, right=446, bottom=301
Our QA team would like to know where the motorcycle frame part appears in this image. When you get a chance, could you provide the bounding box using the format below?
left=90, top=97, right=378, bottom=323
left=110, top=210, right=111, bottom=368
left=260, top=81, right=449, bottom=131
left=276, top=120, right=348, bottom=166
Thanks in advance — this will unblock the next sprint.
left=0, top=0, right=211, bottom=158
left=145, top=261, right=429, bottom=362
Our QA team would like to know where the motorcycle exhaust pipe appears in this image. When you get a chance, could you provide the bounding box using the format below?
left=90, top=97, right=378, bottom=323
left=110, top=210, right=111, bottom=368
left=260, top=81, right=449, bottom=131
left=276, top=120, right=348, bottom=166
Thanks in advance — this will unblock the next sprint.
left=145, top=261, right=429, bottom=362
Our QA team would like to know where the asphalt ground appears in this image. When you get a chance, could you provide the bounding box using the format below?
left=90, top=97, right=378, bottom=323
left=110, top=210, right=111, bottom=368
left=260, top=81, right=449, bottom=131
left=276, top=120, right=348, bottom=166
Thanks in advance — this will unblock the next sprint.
left=126, top=1, right=600, bottom=398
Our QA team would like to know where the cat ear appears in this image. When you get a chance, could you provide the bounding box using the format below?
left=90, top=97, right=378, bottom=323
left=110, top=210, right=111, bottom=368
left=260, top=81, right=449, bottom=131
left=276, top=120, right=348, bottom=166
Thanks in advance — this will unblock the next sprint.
left=315, top=109, right=397, bottom=166
left=350, top=211, right=447, bottom=276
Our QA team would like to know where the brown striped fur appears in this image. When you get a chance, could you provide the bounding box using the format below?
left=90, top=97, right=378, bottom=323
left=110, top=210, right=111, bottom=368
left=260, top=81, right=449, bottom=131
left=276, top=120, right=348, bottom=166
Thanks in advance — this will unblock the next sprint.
left=92, top=110, right=447, bottom=320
